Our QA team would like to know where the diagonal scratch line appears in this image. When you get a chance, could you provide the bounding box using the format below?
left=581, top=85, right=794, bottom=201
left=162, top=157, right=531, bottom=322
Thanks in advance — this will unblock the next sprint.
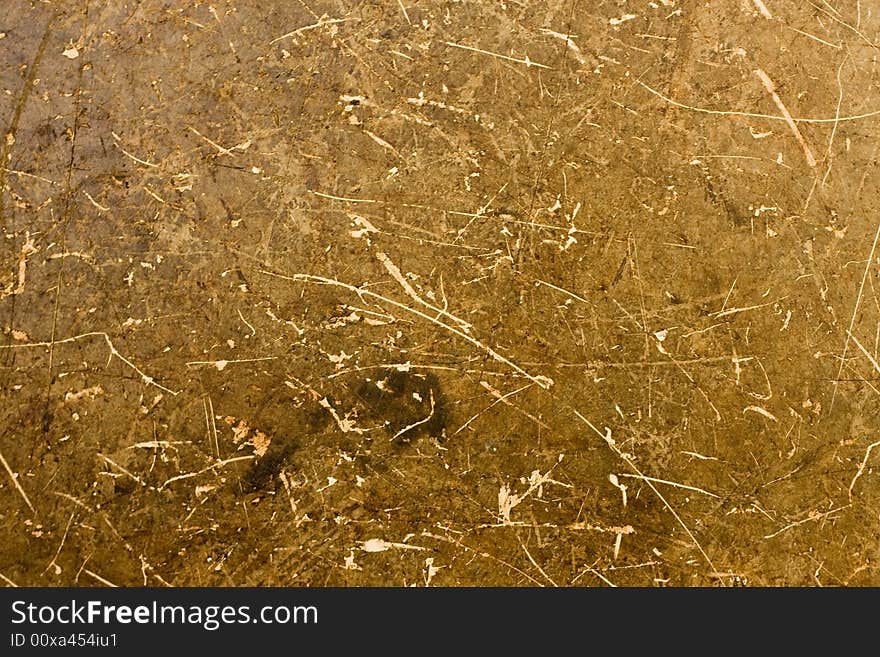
left=849, top=440, right=880, bottom=500
left=269, top=18, right=354, bottom=44
left=445, top=41, right=551, bottom=69
left=832, top=221, right=880, bottom=410
left=260, top=270, right=553, bottom=389
left=0, top=12, right=57, bottom=227
left=846, top=329, right=880, bottom=376
left=571, top=409, right=717, bottom=571
left=0, top=449, right=35, bottom=514
left=0, top=332, right=179, bottom=395
left=638, top=80, right=880, bottom=124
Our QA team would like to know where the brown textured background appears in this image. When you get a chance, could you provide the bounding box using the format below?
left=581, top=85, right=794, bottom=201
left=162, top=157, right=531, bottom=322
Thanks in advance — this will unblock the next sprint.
left=2, top=0, right=880, bottom=586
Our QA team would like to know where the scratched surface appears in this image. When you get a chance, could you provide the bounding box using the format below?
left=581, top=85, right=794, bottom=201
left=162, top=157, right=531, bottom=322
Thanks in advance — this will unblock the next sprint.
left=1, top=0, right=880, bottom=586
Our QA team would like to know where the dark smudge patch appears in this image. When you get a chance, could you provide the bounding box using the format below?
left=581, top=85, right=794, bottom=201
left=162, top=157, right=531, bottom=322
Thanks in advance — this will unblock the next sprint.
left=355, top=369, right=448, bottom=442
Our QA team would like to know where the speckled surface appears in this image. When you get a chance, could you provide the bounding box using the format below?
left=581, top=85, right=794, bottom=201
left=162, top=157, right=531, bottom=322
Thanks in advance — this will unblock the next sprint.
left=2, top=0, right=880, bottom=586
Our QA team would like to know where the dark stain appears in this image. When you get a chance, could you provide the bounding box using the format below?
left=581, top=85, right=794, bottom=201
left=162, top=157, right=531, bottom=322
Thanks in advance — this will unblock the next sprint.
left=240, top=437, right=297, bottom=493
left=237, top=369, right=449, bottom=493
left=354, top=368, right=448, bottom=442
left=238, top=399, right=331, bottom=494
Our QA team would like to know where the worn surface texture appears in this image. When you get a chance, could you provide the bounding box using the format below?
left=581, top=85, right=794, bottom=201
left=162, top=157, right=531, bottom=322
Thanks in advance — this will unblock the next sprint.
left=2, top=0, right=880, bottom=586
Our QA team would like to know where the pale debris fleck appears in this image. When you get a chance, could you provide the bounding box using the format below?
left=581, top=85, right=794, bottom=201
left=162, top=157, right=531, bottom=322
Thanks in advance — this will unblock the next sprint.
left=343, top=549, right=362, bottom=570
left=609, top=473, right=628, bottom=507
left=349, top=214, right=379, bottom=241
left=497, top=484, right=520, bottom=524
left=62, top=47, right=80, bottom=59
left=64, top=385, right=104, bottom=403
left=424, top=557, right=441, bottom=586
left=317, top=476, right=337, bottom=492
left=780, top=309, right=792, bottom=331
left=499, top=459, right=568, bottom=523
left=195, top=484, right=217, bottom=496
left=744, top=405, right=778, bottom=422
left=250, top=430, right=271, bottom=457
left=609, top=14, right=637, bottom=25
left=326, top=350, right=353, bottom=370
left=361, top=538, right=428, bottom=552
left=319, top=397, right=365, bottom=434
left=653, top=329, right=670, bottom=355
left=225, top=416, right=251, bottom=443
left=362, top=538, right=390, bottom=552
